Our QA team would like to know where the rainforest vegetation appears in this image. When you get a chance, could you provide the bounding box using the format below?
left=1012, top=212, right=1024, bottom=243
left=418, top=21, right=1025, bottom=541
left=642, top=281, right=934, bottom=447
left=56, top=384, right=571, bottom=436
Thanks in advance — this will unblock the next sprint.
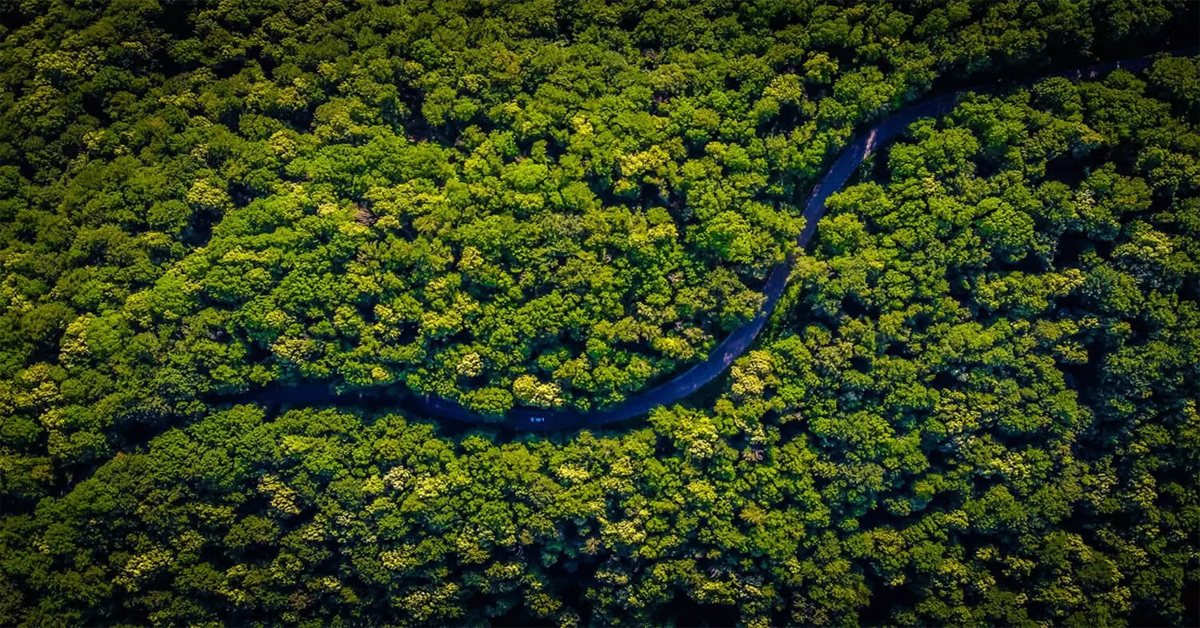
left=0, top=0, right=1197, bottom=625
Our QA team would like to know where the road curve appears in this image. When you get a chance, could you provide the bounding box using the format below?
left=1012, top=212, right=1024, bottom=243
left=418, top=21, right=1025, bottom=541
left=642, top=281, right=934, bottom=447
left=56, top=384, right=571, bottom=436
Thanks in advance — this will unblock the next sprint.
left=243, top=52, right=1186, bottom=431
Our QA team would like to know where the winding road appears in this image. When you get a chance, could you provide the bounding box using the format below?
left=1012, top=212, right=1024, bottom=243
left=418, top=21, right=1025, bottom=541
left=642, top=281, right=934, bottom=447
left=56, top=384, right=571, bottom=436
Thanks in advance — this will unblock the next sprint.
left=245, top=52, right=1185, bottom=431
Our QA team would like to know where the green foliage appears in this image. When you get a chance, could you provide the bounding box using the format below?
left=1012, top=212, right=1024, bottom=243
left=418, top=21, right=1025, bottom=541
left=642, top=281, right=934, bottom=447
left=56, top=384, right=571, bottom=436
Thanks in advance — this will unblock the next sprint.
left=779, top=65, right=1200, bottom=624
left=0, top=0, right=1197, bottom=625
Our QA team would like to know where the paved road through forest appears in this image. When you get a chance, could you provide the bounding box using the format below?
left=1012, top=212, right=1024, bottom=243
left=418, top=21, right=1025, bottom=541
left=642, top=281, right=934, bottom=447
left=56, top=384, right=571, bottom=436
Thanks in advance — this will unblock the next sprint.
left=245, top=52, right=1184, bottom=431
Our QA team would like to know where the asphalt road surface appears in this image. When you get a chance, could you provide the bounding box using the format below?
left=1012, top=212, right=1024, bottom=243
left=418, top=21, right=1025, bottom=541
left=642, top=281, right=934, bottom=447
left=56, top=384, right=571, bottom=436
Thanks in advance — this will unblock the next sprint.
left=242, top=51, right=1183, bottom=431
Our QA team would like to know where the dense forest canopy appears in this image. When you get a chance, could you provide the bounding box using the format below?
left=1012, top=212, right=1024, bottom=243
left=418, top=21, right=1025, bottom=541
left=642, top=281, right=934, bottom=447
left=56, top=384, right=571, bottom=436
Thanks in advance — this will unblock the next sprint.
left=1, top=0, right=1198, bottom=625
